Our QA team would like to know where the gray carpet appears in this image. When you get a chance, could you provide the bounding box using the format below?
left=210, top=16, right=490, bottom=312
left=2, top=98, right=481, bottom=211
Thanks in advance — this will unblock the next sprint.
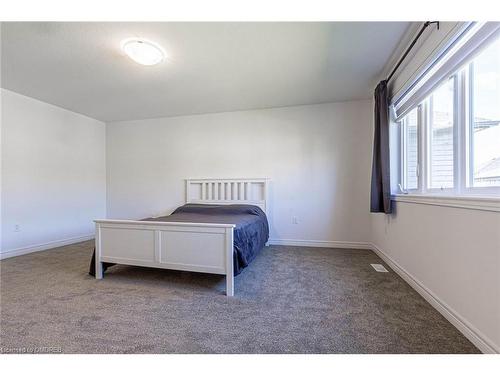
left=0, top=240, right=479, bottom=353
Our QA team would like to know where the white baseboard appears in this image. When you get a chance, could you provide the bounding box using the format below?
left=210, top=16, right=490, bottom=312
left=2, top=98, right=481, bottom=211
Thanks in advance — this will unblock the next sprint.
left=370, top=242, right=499, bottom=354
left=0, top=234, right=94, bottom=260
left=268, top=238, right=372, bottom=250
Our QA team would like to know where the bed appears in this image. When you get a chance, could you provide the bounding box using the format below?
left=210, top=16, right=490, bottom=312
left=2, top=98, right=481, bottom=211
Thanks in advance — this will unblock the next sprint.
left=91, top=178, right=269, bottom=296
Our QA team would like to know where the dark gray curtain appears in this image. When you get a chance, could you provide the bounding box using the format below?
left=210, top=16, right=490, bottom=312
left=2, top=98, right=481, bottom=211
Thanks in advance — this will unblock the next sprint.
left=370, top=80, right=392, bottom=214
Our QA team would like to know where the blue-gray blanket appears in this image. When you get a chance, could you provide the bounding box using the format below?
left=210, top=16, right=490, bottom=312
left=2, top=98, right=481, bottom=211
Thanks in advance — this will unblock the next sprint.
left=89, top=204, right=269, bottom=276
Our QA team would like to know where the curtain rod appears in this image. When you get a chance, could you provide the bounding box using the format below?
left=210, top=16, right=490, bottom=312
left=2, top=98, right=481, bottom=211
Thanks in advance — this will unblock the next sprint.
left=386, top=21, right=440, bottom=84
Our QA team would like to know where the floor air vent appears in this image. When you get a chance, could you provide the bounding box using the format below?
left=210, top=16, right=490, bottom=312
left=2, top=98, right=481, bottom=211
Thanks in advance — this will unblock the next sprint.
left=371, top=264, right=388, bottom=272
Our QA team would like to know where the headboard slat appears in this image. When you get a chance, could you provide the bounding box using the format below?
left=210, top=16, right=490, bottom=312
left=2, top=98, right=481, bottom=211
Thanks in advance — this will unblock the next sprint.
left=186, top=178, right=269, bottom=214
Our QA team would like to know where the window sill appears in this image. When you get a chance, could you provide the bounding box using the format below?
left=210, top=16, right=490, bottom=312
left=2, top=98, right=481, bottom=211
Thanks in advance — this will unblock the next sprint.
left=392, top=194, right=500, bottom=212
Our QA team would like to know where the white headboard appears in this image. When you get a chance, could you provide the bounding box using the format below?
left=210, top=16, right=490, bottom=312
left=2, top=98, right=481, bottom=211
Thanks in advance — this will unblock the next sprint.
left=186, top=178, right=269, bottom=214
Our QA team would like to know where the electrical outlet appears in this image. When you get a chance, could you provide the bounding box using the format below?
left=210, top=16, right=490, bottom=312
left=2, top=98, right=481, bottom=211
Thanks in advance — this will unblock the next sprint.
left=14, top=224, right=21, bottom=232
left=292, top=216, right=299, bottom=225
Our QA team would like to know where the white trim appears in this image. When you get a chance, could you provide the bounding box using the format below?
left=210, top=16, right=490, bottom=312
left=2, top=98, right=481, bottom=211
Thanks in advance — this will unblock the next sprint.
left=392, top=193, right=500, bottom=212
left=95, top=219, right=235, bottom=228
left=268, top=239, right=372, bottom=250
left=370, top=242, right=498, bottom=354
left=0, top=234, right=94, bottom=260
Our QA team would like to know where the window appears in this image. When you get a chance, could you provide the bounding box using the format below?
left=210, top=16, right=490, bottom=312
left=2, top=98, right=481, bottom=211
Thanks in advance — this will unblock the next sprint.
left=428, top=78, right=455, bottom=190
left=401, top=107, right=419, bottom=190
left=469, top=37, right=500, bottom=188
left=397, top=35, right=500, bottom=196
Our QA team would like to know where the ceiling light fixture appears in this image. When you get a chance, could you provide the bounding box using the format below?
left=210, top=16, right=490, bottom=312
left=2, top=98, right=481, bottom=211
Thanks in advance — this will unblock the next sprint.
left=120, top=38, right=166, bottom=66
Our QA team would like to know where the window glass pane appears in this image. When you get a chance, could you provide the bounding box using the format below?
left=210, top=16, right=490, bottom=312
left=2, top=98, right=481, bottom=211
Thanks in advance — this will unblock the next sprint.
left=405, top=108, right=418, bottom=189
left=429, top=78, right=455, bottom=189
left=471, top=37, right=500, bottom=187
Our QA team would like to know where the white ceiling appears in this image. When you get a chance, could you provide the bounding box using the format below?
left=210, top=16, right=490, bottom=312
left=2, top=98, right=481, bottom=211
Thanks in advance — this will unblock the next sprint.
left=1, top=22, right=409, bottom=122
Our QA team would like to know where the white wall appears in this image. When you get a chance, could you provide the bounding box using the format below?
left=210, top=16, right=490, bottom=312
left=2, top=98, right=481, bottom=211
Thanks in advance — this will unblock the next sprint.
left=1, top=89, right=106, bottom=256
left=106, top=100, right=373, bottom=245
left=371, top=204, right=500, bottom=353
left=372, top=21, right=500, bottom=353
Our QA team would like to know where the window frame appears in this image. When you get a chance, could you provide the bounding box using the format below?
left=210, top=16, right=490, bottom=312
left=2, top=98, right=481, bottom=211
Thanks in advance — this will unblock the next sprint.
left=425, top=75, right=458, bottom=194
left=396, top=59, right=500, bottom=198
left=398, top=106, right=422, bottom=194
left=463, top=61, right=500, bottom=195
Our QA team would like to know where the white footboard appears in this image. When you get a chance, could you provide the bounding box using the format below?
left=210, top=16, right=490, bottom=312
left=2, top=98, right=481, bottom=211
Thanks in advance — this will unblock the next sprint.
left=94, top=220, right=235, bottom=296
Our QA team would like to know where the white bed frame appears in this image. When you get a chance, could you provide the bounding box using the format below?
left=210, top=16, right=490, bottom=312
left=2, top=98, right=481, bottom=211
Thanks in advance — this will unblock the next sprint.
left=94, top=178, right=269, bottom=296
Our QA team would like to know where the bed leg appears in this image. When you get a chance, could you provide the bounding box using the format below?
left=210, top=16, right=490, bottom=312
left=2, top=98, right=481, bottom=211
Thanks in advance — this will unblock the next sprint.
left=226, top=274, right=234, bottom=297
left=95, top=222, right=103, bottom=279
left=95, top=260, right=103, bottom=280
left=225, top=227, right=234, bottom=296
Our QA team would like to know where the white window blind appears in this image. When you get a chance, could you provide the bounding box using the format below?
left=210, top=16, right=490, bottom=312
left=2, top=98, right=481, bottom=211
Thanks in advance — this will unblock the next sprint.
left=393, top=22, right=500, bottom=121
